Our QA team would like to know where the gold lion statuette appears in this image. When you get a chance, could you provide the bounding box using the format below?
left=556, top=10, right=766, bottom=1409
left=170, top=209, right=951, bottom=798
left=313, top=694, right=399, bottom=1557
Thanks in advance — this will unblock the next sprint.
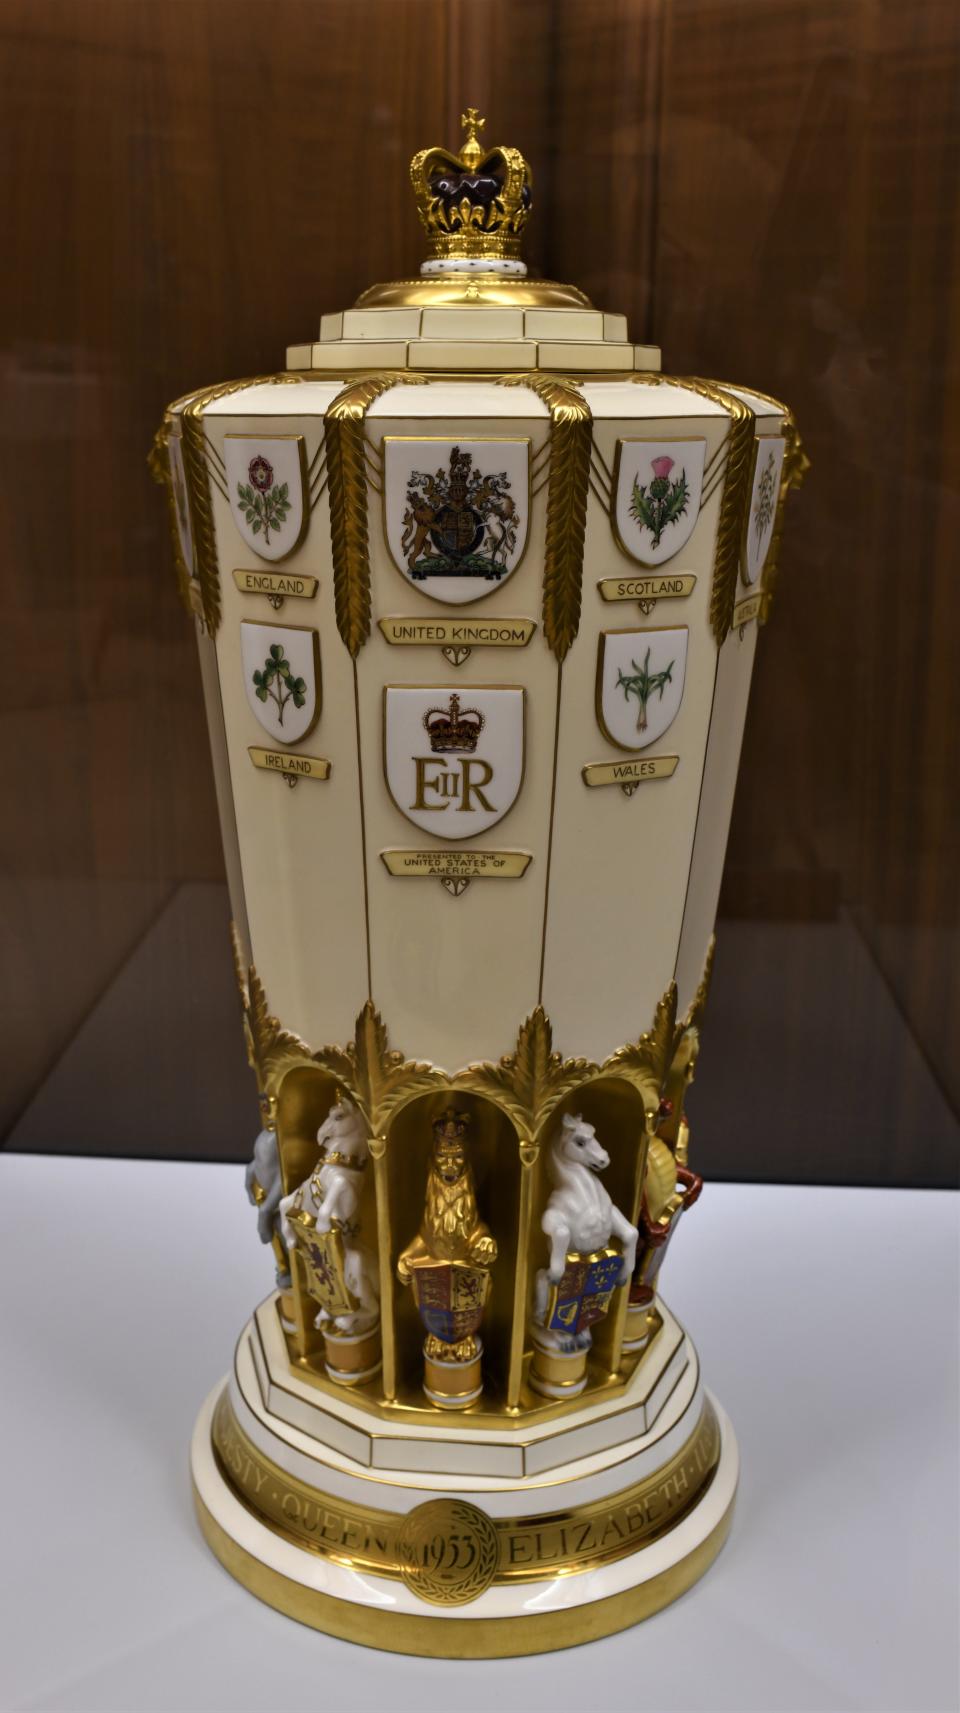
left=397, top=1108, right=497, bottom=1408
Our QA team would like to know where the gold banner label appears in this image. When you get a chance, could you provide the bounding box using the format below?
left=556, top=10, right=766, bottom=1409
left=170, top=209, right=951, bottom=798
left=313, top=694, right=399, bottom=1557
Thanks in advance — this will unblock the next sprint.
left=582, top=755, right=679, bottom=789
left=248, top=747, right=331, bottom=780
left=377, top=616, right=536, bottom=648
left=380, top=849, right=532, bottom=880
left=211, top=1390, right=721, bottom=1586
left=732, top=592, right=762, bottom=630
left=598, top=574, right=696, bottom=604
left=233, top=568, right=318, bottom=600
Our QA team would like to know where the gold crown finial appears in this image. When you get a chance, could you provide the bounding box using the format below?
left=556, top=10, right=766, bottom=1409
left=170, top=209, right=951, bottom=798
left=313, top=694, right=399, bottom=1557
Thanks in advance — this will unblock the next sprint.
left=459, top=108, right=485, bottom=169
left=409, top=112, right=533, bottom=269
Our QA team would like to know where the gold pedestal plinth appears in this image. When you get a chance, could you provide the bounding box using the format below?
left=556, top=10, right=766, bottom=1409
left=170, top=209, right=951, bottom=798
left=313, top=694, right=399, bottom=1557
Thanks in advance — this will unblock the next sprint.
left=423, top=1342, right=484, bottom=1409
left=322, top=1323, right=382, bottom=1386
left=529, top=1336, right=589, bottom=1400
left=623, top=1287, right=657, bottom=1353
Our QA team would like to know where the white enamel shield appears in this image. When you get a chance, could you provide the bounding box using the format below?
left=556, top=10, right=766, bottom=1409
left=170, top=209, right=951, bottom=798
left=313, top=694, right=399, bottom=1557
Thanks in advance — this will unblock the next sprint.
left=613, top=439, right=706, bottom=567
left=383, top=685, right=525, bottom=838
left=224, top=435, right=308, bottom=562
left=167, top=434, right=195, bottom=576
left=383, top=437, right=529, bottom=604
left=241, top=621, right=321, bottom=744
left=742, top=435, right=786, bottom=584
left=596, top=628, right=688, bottom=751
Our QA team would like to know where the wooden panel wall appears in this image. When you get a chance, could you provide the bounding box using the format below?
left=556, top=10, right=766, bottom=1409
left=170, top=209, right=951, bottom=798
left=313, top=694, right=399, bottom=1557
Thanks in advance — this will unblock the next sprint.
left=1, top=0, right=956, bottom=1181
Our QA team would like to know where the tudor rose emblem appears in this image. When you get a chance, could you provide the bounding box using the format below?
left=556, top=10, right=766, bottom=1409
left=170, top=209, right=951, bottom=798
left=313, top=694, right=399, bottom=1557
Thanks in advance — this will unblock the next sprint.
left=383, top=438, right=529, bottom=603
left=223, top=435, right=308, bottom=562
left=596, top=628, right=688, bottom=751
left=742, top=435, right=786, bottom=585
left=613, top=439, right=706, bottom=567
left=383, top=686, right=524, bottom=838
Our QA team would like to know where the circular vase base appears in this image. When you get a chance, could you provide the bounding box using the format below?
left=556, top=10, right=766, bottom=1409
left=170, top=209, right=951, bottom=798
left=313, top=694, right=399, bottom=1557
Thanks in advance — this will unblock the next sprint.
left=190, top=1371, right=738, bottom=1658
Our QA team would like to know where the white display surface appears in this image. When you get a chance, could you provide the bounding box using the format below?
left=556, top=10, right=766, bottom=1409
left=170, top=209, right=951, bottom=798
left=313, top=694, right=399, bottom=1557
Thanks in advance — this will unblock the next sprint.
left=0, top=1153, right=956, bottom=1713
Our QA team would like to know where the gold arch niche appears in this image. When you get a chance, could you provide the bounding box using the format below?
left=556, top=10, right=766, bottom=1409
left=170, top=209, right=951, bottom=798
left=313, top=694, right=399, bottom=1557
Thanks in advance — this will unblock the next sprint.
left=384, top=1089, right=522, bottom=1412
left=525, top=1076, right=658, bottom=1398
left=274, top=1063, right=363, bottom=1366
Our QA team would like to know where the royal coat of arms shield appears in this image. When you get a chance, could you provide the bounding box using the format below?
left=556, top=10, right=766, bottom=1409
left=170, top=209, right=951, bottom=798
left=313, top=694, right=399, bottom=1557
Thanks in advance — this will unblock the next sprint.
left=612, top=438, right=706, bottom=567
left=409, top=1257, right=491, bottom=1344
left=596, top=627, right=688, bottom=751
left=224, top=434, right=308, bottom=563
left=240, top=621, right=321, bottom=745
left=742, top=434, right=786, bottom=584
left=383, top=684, right=525, bottom=838
left=544, top=1248, right=623, bottom=1338
left=383, top=438, right=529, bottom=603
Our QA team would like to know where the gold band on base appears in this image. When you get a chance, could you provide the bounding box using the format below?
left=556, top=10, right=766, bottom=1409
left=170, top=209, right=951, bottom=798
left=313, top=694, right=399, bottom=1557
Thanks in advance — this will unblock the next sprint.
left=193, top=1480, right=736, bottom=1658
left=210, top=1388, right=721, bottom=1582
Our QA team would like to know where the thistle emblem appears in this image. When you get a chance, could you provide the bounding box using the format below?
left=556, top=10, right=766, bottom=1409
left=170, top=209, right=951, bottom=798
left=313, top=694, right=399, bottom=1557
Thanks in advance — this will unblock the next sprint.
left=629, top=455, right=689, bottom=549
left=237, top=454, right=292, bottom=546
left=617, top=647, right=675, bottom=733
left=251, top=643, right=307, bottom=726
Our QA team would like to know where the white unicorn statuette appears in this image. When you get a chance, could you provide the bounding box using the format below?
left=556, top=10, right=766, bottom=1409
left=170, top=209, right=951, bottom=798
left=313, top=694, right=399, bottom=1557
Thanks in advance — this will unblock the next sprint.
left=245, top=1127, right=290, bottom=1288
left=533, top=1113, right=638, bottom=1353
left=280, top=1099, right=380, bottom=1336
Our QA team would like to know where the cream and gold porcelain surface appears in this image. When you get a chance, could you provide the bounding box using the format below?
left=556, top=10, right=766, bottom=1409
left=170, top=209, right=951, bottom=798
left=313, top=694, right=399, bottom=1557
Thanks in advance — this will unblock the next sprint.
left=152, top=110, right=805, bottom=1654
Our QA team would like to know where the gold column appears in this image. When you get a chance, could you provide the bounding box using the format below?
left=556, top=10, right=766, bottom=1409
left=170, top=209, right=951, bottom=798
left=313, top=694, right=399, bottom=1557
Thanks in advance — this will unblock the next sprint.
left=370, top=1135, right=397, bottom=1401
left=506, top=1139, right=538, bottom=1410
left=605, top=1114, right=654, bottom=1378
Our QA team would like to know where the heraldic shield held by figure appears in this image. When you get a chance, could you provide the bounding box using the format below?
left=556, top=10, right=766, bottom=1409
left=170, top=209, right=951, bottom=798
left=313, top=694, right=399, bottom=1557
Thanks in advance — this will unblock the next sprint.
left=153, top=104, right=806, bottom=1654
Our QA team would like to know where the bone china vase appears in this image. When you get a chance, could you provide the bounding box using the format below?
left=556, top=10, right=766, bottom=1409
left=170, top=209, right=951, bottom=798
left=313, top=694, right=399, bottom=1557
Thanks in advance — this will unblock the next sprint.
left=152, top=110, right=806, bottom=1656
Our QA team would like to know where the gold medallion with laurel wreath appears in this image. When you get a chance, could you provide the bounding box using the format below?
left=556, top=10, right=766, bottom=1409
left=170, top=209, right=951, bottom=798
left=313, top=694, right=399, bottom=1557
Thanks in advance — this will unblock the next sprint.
left=397, top=1498, right=500, bottom=1605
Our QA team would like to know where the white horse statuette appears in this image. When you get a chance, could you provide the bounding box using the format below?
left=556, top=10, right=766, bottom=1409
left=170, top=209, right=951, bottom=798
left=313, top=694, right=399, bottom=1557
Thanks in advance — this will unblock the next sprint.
left=279, top=1099, right=380, bottom=1337
left=533, top=1114, right=638, bottom=1353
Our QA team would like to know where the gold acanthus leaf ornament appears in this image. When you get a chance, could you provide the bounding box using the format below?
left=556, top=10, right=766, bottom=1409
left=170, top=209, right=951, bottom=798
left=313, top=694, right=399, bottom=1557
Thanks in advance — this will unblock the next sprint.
left=455, top=1006, right=599, bottom=1143
left=230, top=926, right=714, bottom=1154
left=315, top=1001, right=449, bottom=1135
left=602, top=983, right=678, bottom=1119
left=244, top=963, right=313, bottom=1105
left=678, top=377, right=756, bottom=647
left=758, top=404, right=809, bottom=624
left=324, top=373, right=426, bottom=658
left=148, top=418, right=195, bottom=618
left=497, top=375, right=593, bottom=662
left=676, top=933, right=715, bottom=1047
